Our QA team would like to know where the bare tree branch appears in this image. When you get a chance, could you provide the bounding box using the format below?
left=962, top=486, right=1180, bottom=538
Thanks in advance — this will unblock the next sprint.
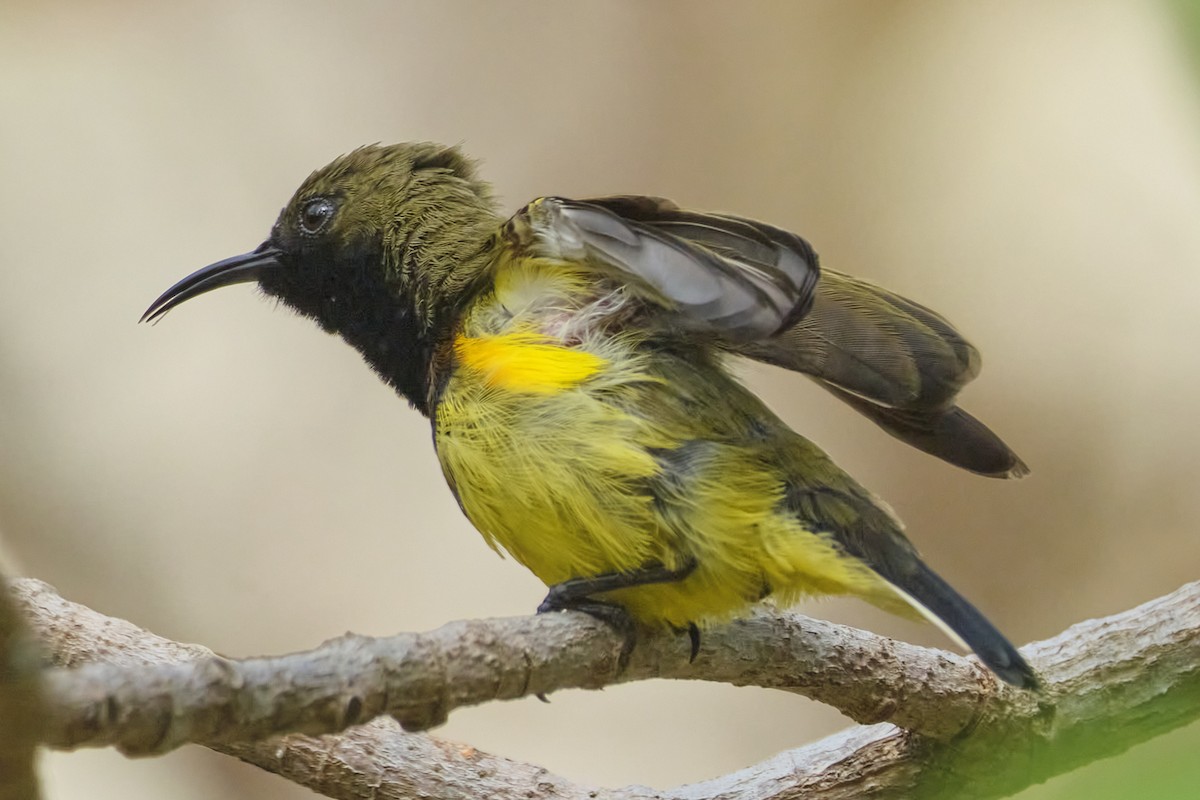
left=0, top=577, right=44, bottom=800
left=14, top=576, right=1004, bottom=752
left=10, top=577, right=1200, bottom=799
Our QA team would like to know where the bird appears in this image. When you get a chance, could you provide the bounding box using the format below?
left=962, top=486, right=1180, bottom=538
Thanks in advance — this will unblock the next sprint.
left=142, top=142, right=1037, bottom=688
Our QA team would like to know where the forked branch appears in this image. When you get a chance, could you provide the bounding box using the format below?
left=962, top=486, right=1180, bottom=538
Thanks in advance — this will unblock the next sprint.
left=8, top=577, right=1200, bottom=799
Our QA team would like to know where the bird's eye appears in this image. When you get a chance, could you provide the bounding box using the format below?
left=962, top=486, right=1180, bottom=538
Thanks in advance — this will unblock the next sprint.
left=299, top=197, right=336, bottom=235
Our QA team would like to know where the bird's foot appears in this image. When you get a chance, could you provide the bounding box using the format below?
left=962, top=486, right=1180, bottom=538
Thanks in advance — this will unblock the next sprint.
left=668, top=621, right=703, bottom=662
left=537, top=594, right=639, bottom=672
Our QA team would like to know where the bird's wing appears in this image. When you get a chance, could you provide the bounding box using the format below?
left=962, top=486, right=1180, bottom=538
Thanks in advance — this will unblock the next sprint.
left=736, top=268, right=1026, bottom=477
left=817, top=385, right=1028, bottom=478
left=503, top=195, right=820, bottom=343
left=737, top=268, right=1028, bottom=477
left=579, top=199, right=1026, bottom=478
left=506, top=195, right=1026, bottom=478
left=517, top=195, right=978, bottom=409
left=739, top=268, right=979, bottom=409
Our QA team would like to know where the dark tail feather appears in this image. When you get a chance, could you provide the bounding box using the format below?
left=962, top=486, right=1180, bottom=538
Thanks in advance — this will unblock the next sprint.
left=890, top=561, right=1039, bottom=689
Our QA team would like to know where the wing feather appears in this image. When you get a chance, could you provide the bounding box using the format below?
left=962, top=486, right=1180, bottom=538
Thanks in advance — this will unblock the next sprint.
left=506, top=196, right=820, bottom=342
left=504, top=193, right=1026, bottom=477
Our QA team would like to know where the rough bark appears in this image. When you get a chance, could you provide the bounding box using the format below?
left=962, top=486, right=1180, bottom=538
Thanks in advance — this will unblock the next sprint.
left=14, top=577, right=994, bottom=752
left=10, top=577, right=1200, bottom=799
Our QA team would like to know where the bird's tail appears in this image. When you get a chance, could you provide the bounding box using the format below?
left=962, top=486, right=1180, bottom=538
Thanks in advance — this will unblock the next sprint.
left=884, top=561, right=1039, bottom=689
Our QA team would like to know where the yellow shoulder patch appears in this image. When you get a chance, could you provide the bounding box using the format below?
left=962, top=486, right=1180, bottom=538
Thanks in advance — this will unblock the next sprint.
left=454, top=332, right=607, bottom=393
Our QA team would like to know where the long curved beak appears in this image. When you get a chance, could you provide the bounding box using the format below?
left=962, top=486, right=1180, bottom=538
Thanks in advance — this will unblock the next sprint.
left=141, top=242, right=283, bottom=323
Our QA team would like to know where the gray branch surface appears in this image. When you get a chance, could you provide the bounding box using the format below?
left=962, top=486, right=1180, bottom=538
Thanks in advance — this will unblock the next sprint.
left=11, top=578, right=1200, bottom=800
left=15, top=578, right=1005, bottom=751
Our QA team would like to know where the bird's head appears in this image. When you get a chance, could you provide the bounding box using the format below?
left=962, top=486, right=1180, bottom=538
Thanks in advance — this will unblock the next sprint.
left=142, top=142, right=500, bottom=412
left=142, top=142, right=498, bottom=333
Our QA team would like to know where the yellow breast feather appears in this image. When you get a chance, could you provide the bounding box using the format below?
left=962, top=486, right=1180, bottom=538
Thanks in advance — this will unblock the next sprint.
left=454, top=331, right=607, bottom=393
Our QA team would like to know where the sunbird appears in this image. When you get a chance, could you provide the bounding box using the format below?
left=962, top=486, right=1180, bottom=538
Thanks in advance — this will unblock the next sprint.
left=143, top=143, right=1036, bottom=688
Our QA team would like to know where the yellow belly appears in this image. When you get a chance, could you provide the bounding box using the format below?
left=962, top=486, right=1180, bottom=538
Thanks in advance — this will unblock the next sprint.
left=435, top=329, right=669, bottom=585
left=433, top=325, right=894, bottom=627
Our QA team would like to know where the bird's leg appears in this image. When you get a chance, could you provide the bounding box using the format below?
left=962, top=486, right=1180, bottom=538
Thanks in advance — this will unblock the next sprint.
left=537, top=559, right=698, bottom=671
left=537, top=559, right=698, bottom=613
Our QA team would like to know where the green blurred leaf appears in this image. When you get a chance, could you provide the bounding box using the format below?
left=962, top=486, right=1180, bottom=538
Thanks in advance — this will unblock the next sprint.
left=1016, top=720, right=1200, bottom=800
left=1170, top=0, right=1200, bottom=74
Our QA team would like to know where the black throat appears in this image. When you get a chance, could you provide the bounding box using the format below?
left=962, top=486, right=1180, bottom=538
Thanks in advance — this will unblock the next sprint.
left=259, top=240, right=443, bottom=417
left=336, top=292, right=440, bottom=417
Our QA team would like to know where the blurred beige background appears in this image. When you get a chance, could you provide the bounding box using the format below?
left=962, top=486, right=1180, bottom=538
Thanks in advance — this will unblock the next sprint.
left=2, top=1, right=1198, bottom=798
